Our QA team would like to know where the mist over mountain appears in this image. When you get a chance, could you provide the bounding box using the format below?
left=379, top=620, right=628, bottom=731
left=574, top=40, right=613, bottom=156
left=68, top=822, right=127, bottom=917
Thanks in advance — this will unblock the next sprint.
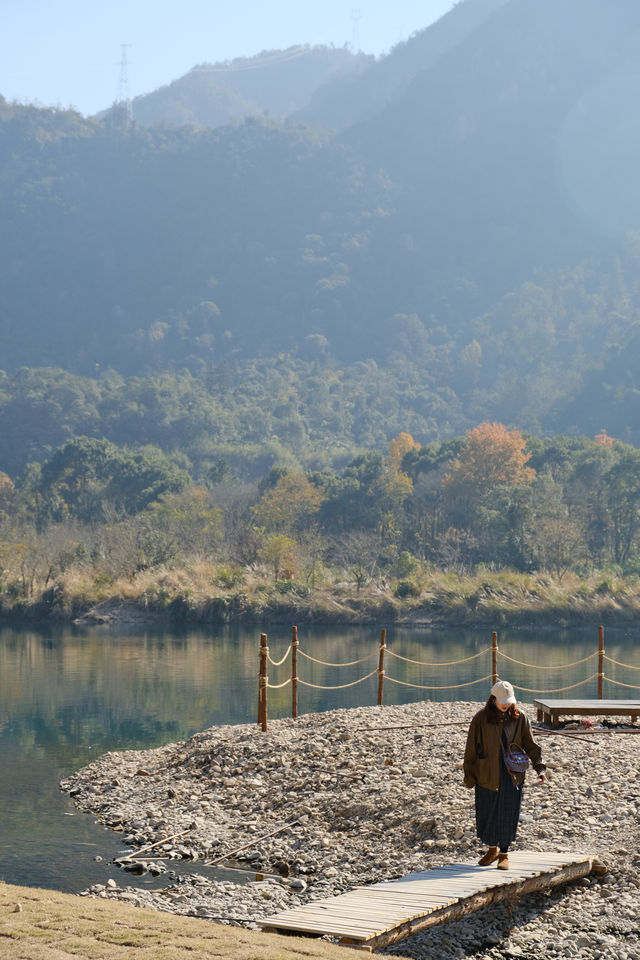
left=2, top=0, right=640, bottom=476
left=293, top=0, right=511, bottom=130
left=124, top=45, right=372, bottom=129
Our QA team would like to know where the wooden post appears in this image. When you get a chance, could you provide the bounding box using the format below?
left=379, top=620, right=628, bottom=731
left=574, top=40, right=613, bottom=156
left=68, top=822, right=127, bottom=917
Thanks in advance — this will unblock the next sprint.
left=377, top=628, right=386, bottom=706
left=258, top=632, right=268, bottom=731
left=598, top=624, right=604, bottom=700
left=492, top=631, right=498, bottom=685
left=257, top=632, right=263, bottom=725
left=292, top=625, right=299, bottom=719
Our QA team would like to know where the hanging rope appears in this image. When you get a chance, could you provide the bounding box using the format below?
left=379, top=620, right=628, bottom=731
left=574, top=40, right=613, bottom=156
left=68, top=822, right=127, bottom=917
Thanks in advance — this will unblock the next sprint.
left=511, top=673, right=599, bottom=694
left=267, top=645, right=292, bottom=667
left=384, top=674, right=494, bottom=691
left=498, top=650, right=598, bottom=670
left=258, top=627, right=640, bottom=732
left=296, top=669, right=379, bottom=690
left=603, top=654, right=640, bottom=671
left=298, top=650, right=377, bottom=667
left=386, top=646, right=492, bottom=667
left=266, top=677, right=292, bottom=690
left=603, top=675, right=640, bottom=690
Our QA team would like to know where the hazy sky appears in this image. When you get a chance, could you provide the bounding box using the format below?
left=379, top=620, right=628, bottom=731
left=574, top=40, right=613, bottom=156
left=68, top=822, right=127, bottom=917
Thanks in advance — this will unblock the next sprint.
left=1, top=0, right=455, bottom=116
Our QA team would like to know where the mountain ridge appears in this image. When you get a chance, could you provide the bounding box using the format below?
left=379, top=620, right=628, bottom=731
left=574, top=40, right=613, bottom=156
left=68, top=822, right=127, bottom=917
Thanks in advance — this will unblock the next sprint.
left=2, top=0, right=640, bottom=466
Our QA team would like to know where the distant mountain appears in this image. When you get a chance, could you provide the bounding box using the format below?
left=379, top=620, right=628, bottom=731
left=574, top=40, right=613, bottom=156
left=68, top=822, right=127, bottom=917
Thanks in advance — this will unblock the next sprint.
left=293, top=0, right=510, bottom=130
left=123, top=46, right=372, bottom=129
left=342, top=0, right=640, bottom=296
left=3, top=0, right=640, bottom=459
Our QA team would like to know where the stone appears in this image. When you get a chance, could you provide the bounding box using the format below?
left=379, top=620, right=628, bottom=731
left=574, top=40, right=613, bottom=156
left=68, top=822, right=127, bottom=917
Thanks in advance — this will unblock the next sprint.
left=61, top=700, right=640, bottom=960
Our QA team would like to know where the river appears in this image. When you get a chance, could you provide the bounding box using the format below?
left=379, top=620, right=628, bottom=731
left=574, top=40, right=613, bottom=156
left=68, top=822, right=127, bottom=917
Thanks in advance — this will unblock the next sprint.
left=1, top=621, right=637, bottom=894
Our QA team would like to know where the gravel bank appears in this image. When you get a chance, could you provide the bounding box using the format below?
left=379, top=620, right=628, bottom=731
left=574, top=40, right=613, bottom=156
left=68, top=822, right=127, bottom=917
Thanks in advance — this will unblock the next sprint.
left=61, top=701, right=640, bottom=959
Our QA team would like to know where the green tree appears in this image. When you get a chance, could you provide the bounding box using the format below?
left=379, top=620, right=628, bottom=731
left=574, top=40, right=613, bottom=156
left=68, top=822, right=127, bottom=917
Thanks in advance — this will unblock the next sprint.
left=605, top=450, right=640, bottom=565
left=523, top=475, right=585, bottom=578
left=251, top=473, right=323, bottom=534
left=259, top=534, right=298, bottom=583
left=37, top=437, right=191, bottom=523
left=146, top=486, right=222, bottom=557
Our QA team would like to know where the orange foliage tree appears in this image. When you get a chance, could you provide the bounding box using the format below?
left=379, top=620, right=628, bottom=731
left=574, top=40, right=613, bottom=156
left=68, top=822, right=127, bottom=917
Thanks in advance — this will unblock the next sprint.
left=388, top=432, right=421, bottom=471
left=375, top=433, right=421, bottom=546
left=443, top=422, right=535, bottom=522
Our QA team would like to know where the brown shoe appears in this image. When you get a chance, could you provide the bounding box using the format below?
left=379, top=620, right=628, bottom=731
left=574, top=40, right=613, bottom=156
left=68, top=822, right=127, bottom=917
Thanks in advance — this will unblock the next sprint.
left=478, top=847, right=499, bottom=866
left=497, top=854, right=509, bottom=870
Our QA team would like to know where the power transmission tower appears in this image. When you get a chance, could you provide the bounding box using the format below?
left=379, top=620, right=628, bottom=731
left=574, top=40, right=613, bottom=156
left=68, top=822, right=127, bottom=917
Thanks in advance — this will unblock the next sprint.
left=350, top=9, right=362, bottom=52
left=116, top=43, right=133, bottom=120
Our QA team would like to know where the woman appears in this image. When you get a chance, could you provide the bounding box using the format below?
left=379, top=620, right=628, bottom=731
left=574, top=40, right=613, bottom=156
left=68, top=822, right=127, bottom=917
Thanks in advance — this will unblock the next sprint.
left=463, top=679, right=547, bottom=869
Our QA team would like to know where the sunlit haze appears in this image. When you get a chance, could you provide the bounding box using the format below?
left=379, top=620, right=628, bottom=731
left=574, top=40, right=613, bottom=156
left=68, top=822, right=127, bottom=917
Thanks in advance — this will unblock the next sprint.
left=1, top=0, right=455, bottom=116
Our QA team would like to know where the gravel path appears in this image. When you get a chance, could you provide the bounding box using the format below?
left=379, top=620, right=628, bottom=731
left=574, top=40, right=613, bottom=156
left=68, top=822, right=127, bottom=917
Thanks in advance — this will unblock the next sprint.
left=61, top=701, right=640, bottom=959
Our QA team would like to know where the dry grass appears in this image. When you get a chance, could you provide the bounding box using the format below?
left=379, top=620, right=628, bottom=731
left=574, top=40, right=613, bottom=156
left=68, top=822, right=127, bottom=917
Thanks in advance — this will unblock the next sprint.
left=7, top=554, right=640, bottom=626
left=0, top=882, right=399, bottom=960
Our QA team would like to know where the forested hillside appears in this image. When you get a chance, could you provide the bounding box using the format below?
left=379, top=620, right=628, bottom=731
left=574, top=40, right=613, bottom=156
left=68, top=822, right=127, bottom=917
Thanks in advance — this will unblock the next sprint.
left=2, top=0, right=640, bottom=560
left=124, top=45, right=371, bottom=129
left=294, top=0, right=510, bottom=129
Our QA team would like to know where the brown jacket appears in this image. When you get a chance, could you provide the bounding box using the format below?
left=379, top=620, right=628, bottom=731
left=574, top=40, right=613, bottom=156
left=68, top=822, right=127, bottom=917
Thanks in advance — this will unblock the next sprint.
left=463, top=707, right=545, bottom=791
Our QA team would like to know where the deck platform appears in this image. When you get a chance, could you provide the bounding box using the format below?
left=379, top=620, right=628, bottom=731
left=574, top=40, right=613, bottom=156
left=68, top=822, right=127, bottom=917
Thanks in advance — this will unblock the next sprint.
left=260, top=851, right=598, bottom=952
left=533, top=698, right=640, bottom=727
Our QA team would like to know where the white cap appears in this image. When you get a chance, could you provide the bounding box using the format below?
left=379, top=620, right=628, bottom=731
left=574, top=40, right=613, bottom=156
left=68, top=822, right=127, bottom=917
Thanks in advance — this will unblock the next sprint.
left=491, top=679, right=516, bottom=705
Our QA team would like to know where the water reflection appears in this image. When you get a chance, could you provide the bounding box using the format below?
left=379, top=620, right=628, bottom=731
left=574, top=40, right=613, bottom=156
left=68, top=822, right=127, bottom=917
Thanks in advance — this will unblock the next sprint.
left=1, top=622, right=638, bottom=892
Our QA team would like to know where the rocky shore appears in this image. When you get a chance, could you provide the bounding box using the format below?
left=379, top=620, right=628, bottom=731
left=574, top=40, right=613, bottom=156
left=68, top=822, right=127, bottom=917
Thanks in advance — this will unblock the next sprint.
left=61, top=701, right=640, bottom=960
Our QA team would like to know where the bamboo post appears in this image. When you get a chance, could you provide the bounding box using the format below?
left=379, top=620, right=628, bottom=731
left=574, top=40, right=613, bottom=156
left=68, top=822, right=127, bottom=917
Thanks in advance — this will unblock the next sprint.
left=492, top=631, right=498, bottom=685
left=119, top=828, right=192, bottom=861
left=206, top=819, right=300, bottom=867
left=598, top=625, right=604, bottom=699
left=258, top=632, right=268, bottom=731
left=292, top=624, right=299, bottom=719
left=377, top=628, right=386, bottom=706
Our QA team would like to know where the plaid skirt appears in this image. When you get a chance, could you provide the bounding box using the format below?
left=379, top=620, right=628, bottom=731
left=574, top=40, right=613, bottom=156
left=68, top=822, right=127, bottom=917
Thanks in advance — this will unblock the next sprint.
left=474, top=749, right=522, bottom=850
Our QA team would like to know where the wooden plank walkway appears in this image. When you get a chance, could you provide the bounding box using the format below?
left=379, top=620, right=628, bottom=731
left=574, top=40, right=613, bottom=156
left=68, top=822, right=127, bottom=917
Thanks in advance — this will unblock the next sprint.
left=260, top=851, right=598, bottom=952
left=533, top=698, right=640, bottom=727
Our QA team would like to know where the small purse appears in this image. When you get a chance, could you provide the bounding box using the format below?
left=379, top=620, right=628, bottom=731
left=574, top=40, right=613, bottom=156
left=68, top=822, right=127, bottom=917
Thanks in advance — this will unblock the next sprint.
left=501, top=741, right=530, bottom=774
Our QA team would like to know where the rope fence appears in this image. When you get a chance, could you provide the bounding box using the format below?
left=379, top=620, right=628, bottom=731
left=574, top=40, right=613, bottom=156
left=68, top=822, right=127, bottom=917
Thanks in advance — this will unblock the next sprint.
left=256, top=624, right=640, bottom=731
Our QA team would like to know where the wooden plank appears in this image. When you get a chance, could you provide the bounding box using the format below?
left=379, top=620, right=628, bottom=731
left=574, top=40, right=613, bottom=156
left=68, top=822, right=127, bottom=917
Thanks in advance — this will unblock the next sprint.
left=534, top=699, right=640, bottom=706
left=286, top=913, right=417, bottom=933
left=532, top=697, right=640, bottom=727
left=260, top=920, right=376, bottom=942
left=352, top=892, right=458, bottom=905
left=293, top=897, right=444, bottom=917
left=313, top=896, right=443, bottom=912
left=341, top=892, right=453, bottom=904
left=260, top=852, right=595, bottom=948
left=533, top=698, right=640, bottom=718
left=289, top=903, right=429, bottom=921
left=361, top=858, right=595, bottom=951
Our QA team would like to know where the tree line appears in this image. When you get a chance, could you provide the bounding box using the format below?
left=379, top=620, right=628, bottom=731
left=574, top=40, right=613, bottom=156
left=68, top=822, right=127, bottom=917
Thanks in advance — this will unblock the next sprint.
left=1, top=423, right=639, bottom=607
left=3, top=97, right=640, bottom=450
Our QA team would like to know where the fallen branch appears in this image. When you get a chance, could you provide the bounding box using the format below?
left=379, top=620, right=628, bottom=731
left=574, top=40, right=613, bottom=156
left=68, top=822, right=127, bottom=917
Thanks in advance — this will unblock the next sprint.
left=205, top=819, right=300, bottom=867
left=120, top=828, right=192, bottom=861
left=355, top=722, right=468, bottom=732
left=534, top=730, right=595, bottom=744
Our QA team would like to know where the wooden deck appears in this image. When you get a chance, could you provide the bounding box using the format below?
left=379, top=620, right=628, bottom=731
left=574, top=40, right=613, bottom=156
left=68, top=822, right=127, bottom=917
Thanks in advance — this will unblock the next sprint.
left=260, top=851, right=598, bottom=952
left=533, top=698, right=640, bottom=727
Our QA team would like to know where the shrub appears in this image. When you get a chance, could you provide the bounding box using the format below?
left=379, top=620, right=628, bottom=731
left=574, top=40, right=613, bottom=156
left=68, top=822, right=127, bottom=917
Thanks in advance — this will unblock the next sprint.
left=216, top=565, right=244, bottom=588
left=394, top=579, right=420, bottom=598
left=395, top=551, right=421, bottom=578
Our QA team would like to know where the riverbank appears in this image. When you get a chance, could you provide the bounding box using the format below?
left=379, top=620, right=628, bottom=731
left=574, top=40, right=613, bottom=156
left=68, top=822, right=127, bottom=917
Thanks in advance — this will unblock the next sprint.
left=60, top=700, right=640, bottom=960
left=3, top=566, right=640, bottom=628
left=0, top=880, right=387, bottom=960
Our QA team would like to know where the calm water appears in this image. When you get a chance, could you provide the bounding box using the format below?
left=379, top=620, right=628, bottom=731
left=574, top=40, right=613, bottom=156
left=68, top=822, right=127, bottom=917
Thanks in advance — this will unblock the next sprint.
left=1, top=621, right=638, bottom=893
